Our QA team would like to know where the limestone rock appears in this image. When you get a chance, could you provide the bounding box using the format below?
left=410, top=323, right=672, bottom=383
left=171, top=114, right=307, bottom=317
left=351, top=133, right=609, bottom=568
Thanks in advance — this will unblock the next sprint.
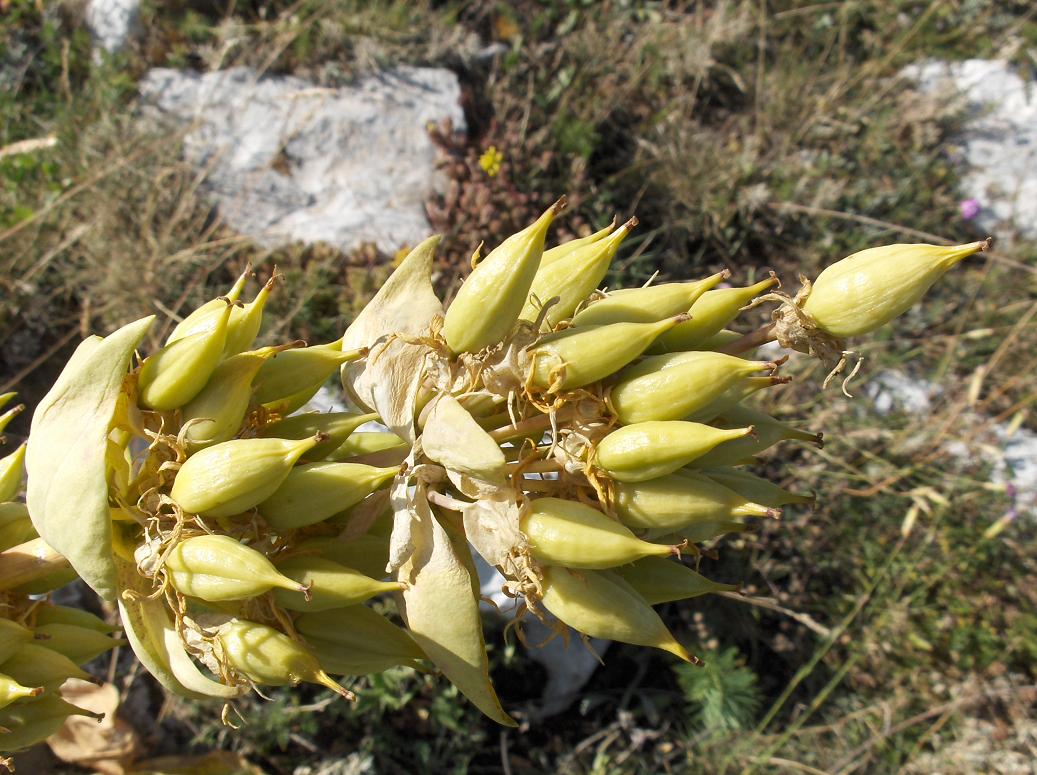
left=86, top=0, right=140, bottom=54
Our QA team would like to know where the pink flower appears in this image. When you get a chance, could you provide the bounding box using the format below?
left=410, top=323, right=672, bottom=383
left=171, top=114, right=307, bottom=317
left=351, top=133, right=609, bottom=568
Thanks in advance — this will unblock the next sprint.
left=960, top=198, right=981, bottom=220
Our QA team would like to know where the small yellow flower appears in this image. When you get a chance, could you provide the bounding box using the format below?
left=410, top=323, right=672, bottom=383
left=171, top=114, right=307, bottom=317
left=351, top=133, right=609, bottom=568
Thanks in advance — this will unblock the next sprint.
left=478, top=146, right=503, bottom=177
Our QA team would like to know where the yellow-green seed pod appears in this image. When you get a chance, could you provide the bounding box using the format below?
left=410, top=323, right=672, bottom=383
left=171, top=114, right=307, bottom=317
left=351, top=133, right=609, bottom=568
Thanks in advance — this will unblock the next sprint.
left=614, top=557, right=738, bottom=605
left=0, top=443, right=26, bottom=502
left=32, top=605, right=118, bottom=635
left=0, top=695, right=96, bottom=752
left=164, top=534, right=308, bottom=601
left=688, top=406, right=821, bottom=468
left=608, top=352, right=774, bottom=424
left=0, top=403, right=23, bottom=436
left=0, top=393, right=15, bottom=412
left=696, top=329, right=744, bottom=351
left=253, top=337, right=365, bottom=407
left=686, top=374, right=790, bottom=424
left=801, top=241, right=987, bottom=338
left=442, top=199, right=565, bottom=354
left=0, top=620, right=33, bottom=665
left=520, top=217, right=637, bottom=328
left=326, top=431, right=408, bottom=465
left=32, top=623, right=126, bottom=665
left=295, top=536, right=390, bottom=580
left=572, top=271, right=729, bottom=327
left=540, top=566, right=695, bottom=662
left=295, top=606, right=425, bottom=670
left=528, top=315, right=686, bottom=392
left=223, top=274, right=275, bottom=355
left=10, top=568, right=78, bottom=596
left=166, top=264, right=250, bottom=344
left=652, top=275, right=779, bottom=353
left=595, top=421, right=755, bottom=482
left=540, top=218, right=617, bottom=267
left=0, top=672, right=41, bottom=710
left=272, top=556, right=404, bottom=611
left=0, top=643, right=91, bottom=690
left=261, top=382, right=324, bottom=417
left=0, top=502, right=35, bottom=552
left=138, top=301, right=233, bottom=411
left=520, top=497, right=674, bottom=568
left=170, top=435, right=323, bottom=517
left=613, top=471, right=777, bottom=531
left=258, top=463, right=399, bottom=532
left=702, top=468, right=814, bottom=508
left=673, top=518, right=749, bottom=543
left=260, top=411, right=379, bottom=461
left=216, top=618, right=352, bottom=698
left=180, top=346, right=288, bottom=449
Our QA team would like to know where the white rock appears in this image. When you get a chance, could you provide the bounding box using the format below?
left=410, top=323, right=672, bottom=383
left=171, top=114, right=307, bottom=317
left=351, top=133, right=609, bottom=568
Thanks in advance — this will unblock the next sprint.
left=904, top=59, right=1037, bottom=241
left=85, top=0, right=140, bottom=54
left=140, top=66, right=464, bottom=254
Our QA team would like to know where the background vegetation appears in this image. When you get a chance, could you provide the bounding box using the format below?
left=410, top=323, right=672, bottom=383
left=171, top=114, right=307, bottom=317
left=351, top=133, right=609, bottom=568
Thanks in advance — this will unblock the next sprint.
left=2, top=1, right=1035, bottom=772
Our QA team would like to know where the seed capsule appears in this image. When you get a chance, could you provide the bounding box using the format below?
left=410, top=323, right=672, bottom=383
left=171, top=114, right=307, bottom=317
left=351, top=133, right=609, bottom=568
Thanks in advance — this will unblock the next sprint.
left=689, top=405, right=821, bottom=468
left=0, top=403, right=24, bottom=437
left=272, top=556, right=404, bottom=611
left=295, top=535, right=390, bottom=580
left=0, top=643, right=91, bottom=690
left=138, top=301, right=233, bottom=410
left=540, top=218, right=616, bottom=267
left=540, top=566, right=695, bottom=662
left=327, top=431, right=408, bottom=465
left=595, top=421, right=755, bottom=482
left=520, top=217, right=637, bottom=327
left=0, top=443, right=25, bottom=502
left=613, top=471, right=777, bottom=531
left=164, top=534, right=308, bottom=601
left=802, top=241, right=987, bottom=338
left=0, top=502, right=35, bottom=552
left=608, top=352, right=775, bottom=424
left=652, top=275, right=779, bottom=352
left=528, top=316, right=686, bottom=392
left=181, top=346, right=287, bottom=449
left=0, top=620, right=33, bottom=665
left=702, top=468, right=814, bottom=508
left=520, top=497, right=674, bottom=568
left=216, top=618, right=352, bottom=699
left=0, top=672, right=42, bottom=710
left=614, top=557, right=738, bottom=605
left=260, top=411, right=379, bottom=461
left=686, top=374, right=790, bottom=424
left=224, top=275, right=275, bottom=355
left=0, top=695, right=96, bottom=752
left=572, top=271, right=729, bottom=327
left=295, top=606, right=425, bottom=672
left=442, top=199, right=564, bottom=354
left=0, top=393, right=15, bottom=412
left=32, top=604, right=118, bottom=635
left=166, top=264, right=250, bottom=344
left=697, top=329, right=744, bottom=351
left=258, top=463, right=399, bottom=532
left=303, top=637, right=424, bottom=676
left=33, top=623, right=126, bottom=665
left=170, top=435, right=323, bottom=517
left=253, top=337, right=365, bottom=409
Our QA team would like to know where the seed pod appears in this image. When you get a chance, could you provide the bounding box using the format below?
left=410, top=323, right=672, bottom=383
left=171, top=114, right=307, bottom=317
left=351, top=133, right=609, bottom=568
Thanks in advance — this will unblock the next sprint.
left=259, top=463, right=398, bottom=532
left=0, top=695, right=96, bottom=752
left=10, top=568, right=78, bottom=596
left=0, top=443, right=25, bottom=502
left=689, top=406, right=821, bottom=468
left=295, top=606, right=425, bottom=670
left=572, top=271, right=729, bottom=327
left=253, top=337, right=365, bottom=408
left=696, top=329, right=743, bottom=351
left=0, top=393, right=15, bottom=412
left=216, top=618, right=352, bottom=699
left=608, top=352, right=774, bottom=424
left=652, top=275, right=779, bottom=352
left=670, top=518, right=750, bottom=543
left=261, top=411, right=379, bottom=461
left=138, top=301, right=233, bottom=411
left=0, top=643, right=91, bottom=690
left=540, top=566, right=695, bottom=662
left=0, top=620, right=33, bottom=665
left=595, top=421, right=755, bottom=482
left=272, top=556, right=404, bottom=611
left=702, top=468, right=814, bottom=508
left=327, top=431, right=408, bottom=465
left=0, top=672, right=41, bottom=710
left=521, top=497, right=674, bottom=568
left=164, top=534, right=307, bottom=601
left=181, top=346, right=287, bottom=449
left=614, top=557, right=738, bottom=605
left=540, top=218, right=617, bottom=267
left=0, top=403, right=24, bottom=438
left=528, top=316, right=686, bottom=391
left=443, top=199, right=565, bottom=354
left=613, top=471, right=777, bottom=531
left=686, top=374, right=790, bottom=424
left=802, top=241, right=987, bottom=338
left=33, top=623, right=126, bottom=665
left=0, top=502, right=35, bottom=552
left=166, top=264, right=250, bottom=344
left=170, top=435, right=323, bottom=517
left=223, top=275, right=275, bottom=355
left=519, top=217, right=637, bottom=328
left=32, top=605, right=118, bottom=635
left=295, top=535, right=390, bottom=580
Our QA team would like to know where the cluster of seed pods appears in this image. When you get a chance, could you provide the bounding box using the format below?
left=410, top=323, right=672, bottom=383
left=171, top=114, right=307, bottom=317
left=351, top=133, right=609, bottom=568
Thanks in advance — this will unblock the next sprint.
left=14, top=197, right=985, bottom=733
